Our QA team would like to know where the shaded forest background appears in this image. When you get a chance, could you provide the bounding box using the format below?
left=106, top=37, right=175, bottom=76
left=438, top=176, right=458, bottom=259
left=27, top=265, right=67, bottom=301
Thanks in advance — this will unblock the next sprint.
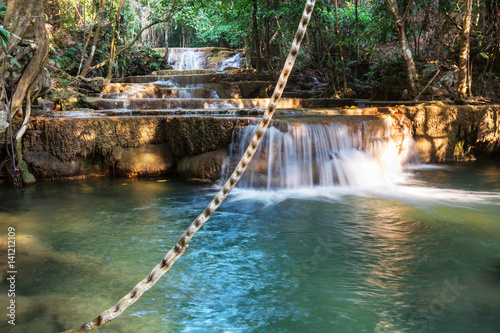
left=1, top=0, right=499, bottom=104
left=39, top=0, right=500, bottom=100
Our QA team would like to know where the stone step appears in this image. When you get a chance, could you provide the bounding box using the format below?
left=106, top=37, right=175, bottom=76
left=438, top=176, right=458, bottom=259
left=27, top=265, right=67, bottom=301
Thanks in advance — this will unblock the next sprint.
left=56, top=107, right=384, bottom=119
left=152, top=69, right=217, bottom=75
left=100, top=87, right=220, bottom=99
left=114, top=73, right=326, bottom=85
left=106, top=75, right=328, bottom=99
left=86, top=97, right=355, bottom=111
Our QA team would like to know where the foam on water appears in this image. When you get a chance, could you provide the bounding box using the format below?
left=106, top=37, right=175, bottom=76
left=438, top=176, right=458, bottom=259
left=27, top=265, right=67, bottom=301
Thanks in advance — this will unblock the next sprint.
left=225, top=183, right=500, bottom=209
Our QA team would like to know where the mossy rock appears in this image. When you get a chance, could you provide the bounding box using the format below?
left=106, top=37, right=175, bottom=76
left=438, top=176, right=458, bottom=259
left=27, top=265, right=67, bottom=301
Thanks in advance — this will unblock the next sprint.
left=44, top=89, right=90, bottom=111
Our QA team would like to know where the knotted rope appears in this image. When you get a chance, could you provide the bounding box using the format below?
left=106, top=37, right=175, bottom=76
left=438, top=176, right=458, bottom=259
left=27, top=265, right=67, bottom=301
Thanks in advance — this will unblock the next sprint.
left=64, top=1, right=316, bottom=331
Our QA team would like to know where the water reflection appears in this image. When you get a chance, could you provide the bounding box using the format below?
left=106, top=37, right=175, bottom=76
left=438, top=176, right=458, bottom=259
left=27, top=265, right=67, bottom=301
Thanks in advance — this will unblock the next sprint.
left=0, top=160, right=499, bottom=332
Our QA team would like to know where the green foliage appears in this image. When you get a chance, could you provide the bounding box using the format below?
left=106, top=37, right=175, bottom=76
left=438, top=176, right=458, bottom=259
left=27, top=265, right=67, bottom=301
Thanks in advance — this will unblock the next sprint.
left=0, top=2, right=9, bottom=48
left=0, top=27, right=9, bottom=47
left=117, top=46, right=167, bottom=77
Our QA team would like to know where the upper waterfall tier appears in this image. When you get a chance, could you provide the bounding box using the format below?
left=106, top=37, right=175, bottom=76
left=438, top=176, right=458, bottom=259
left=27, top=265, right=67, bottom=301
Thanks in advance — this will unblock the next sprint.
left=159, top=47, right=244, bottom=71
left=108, top=73, right=329, bottom=99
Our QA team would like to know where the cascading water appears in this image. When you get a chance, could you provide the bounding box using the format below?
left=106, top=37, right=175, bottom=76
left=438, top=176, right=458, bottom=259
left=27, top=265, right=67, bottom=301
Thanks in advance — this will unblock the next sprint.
left=168, top=50, right=203, bottom=70
left=218, top=53, right=243, bottom=71
left=222, top=119, right=413, bottom=190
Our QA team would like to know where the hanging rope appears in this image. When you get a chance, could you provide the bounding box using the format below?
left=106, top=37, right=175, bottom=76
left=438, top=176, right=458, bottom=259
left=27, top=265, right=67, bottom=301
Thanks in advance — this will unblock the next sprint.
left=64, top=1, right=316, bottom=331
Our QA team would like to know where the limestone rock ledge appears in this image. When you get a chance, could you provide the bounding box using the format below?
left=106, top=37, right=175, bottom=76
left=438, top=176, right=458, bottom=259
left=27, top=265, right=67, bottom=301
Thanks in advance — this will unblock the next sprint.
left=401, top=104, right=500, bottom=162
left=22, top=116, right=253, bottom=180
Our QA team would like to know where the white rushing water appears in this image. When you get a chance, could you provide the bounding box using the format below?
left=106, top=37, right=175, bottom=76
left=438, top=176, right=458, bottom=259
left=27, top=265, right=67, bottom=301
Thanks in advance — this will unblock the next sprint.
left=168, top=50, right=204, bottom=70
left=218, top=53, right=243, bottom=71
left=222, top=120, right=413, bottom=190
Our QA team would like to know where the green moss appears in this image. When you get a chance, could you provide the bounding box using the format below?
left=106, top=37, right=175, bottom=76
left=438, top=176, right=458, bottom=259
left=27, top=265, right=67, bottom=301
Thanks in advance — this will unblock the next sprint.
left=455, top=139, right=465, bottom=152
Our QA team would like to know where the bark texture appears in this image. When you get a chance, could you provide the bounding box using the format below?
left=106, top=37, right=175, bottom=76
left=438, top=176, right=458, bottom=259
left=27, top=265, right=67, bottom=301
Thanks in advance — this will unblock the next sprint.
left=3, top=0, right=50, bottom=116
left=456, top=0, right=473, bottom=101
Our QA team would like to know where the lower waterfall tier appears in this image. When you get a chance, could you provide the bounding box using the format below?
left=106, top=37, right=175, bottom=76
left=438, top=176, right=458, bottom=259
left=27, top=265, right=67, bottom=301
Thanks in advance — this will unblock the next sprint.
left=222, top=118, right=414, bottom=189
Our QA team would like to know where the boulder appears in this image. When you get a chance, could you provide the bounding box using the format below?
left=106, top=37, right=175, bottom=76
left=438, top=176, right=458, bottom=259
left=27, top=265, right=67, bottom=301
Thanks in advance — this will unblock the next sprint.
left=23, top=151, right=105, bottom=179
left=177, top=149, right=228, bottom=182
left=44, top=89, right=90, bottom=111
left=401, top=104, right=500, bottom=162
left=436, top=71, right=458, bottom=90
left=420, top=63, right=439, bottom=80
left=72, top=76, right=108, bottom=95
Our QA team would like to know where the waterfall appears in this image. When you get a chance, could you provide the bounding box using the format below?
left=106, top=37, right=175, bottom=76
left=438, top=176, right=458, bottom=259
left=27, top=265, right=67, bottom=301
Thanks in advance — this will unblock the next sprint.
left=218, top=53, right=243, bottom=71
left=168, top=50, right=203, bottom=70
left=221, top=120, right=413, bottom=189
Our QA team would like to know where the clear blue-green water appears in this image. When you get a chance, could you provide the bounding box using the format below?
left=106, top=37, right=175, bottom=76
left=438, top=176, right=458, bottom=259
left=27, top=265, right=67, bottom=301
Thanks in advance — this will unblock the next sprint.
left=1, top=159, right=500, bottom=333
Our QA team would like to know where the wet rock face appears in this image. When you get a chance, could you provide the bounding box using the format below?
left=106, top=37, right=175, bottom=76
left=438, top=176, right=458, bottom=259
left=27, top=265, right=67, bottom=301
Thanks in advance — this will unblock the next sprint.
left=20, top=114, right=414, bottom=182
left=116, top=73, right=326, bottom=99
left=402, top=104, right=500, bottom=162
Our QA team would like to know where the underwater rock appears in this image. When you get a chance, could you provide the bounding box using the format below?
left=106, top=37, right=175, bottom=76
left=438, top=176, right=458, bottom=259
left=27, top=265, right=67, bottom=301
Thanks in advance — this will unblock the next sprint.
left=177, top=148, right=228, bottom=182
left=112, top=143, right=175, bottom=177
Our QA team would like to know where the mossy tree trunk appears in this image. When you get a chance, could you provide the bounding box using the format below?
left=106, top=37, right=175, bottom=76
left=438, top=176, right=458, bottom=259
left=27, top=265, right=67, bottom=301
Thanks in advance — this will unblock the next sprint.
left=1, top=0, right=50, bottom=184
left=106, top=0, right=126, bottom=80
left=2, top=0, right=49, bottom=116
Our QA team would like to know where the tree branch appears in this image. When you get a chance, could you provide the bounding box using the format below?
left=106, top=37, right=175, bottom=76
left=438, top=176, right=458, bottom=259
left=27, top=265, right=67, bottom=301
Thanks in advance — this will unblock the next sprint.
left=401, top=0, right=414, bottom=25
left=87, top=20, right=165, bottom=72
left=444, top=11, right=462, bottom=31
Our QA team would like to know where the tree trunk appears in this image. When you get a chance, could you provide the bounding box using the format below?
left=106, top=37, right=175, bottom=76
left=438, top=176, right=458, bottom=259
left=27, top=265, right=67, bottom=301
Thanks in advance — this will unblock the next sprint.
left=333, top=0, right=347, bottom=91
left=456, top=0, right=473, bottom=101
left=77, top=6, right=93, bottom=76
left=164, top=21, right=170, bottom=62
left=354, top=0, right=359, bottom=76
left=2, top=0, right=50, bottom=185
left=3, top=0, right=50, bottom=116
left=107, top=0, right=126, bottom=80
left=244, top=36, right=252, bottom=69
left=86, top=20, right=164, bottom=73
left=315, top=16, right=338, bottom=97
left=181, top=26, right=185, bottom=47
left=385, top=0, right=418, bottom=96
left=265, top=17, right=271, bottom=71
left=80, top=0, right=107, bottom=77
left=252, top=0, right=262, bottom=73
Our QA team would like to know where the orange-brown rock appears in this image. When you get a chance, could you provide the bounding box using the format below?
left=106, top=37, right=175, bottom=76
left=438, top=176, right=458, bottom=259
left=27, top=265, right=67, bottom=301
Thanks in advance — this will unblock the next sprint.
left=401, top=104, right=500, bottom=162
left=177, top=149, right=228, bottom=182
